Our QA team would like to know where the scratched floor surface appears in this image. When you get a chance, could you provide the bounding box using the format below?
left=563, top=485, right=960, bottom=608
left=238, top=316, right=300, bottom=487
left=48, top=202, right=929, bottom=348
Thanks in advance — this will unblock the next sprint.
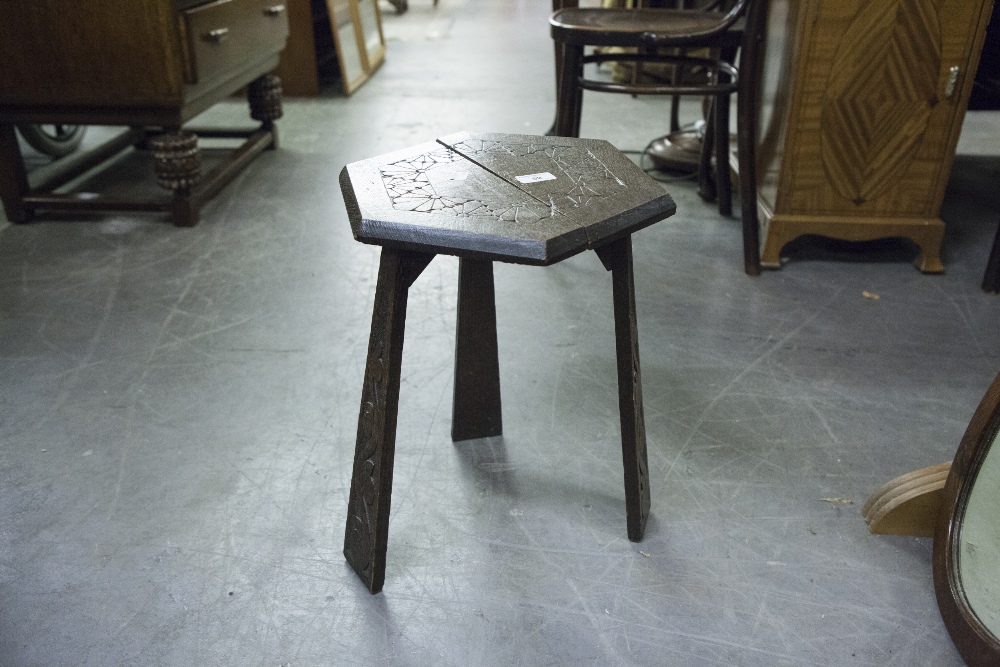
left=2, top=1, right=1000, bottom=665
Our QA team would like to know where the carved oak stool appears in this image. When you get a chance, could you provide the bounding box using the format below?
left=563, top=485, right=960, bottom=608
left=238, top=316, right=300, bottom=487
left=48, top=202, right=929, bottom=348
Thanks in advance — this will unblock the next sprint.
left=339, top=132, right=676, bottom=593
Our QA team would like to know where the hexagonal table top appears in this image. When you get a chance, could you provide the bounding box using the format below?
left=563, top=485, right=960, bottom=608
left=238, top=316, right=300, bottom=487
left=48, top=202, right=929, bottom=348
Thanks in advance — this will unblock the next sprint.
left=340, top=132, right=677, bottom=265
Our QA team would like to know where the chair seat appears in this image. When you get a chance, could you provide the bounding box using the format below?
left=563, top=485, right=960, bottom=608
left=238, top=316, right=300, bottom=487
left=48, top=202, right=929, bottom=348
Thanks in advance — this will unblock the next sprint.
left=551, top=8, right=744, bottom=47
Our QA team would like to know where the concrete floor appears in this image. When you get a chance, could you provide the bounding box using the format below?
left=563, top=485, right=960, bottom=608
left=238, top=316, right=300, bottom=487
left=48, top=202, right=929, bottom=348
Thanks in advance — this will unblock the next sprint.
left=2, top=1, right=1000, bottom=665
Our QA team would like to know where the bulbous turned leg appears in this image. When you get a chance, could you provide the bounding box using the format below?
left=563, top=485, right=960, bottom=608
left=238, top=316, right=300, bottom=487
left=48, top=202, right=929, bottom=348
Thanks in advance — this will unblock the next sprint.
left=248, top=73, right=283, bottom=149
left=150, top=131, right=201, bottom=227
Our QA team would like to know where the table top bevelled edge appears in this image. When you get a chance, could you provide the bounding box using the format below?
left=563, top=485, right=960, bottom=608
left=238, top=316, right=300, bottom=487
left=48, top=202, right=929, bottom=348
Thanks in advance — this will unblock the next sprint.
left=339, top=132, right=677, bottom=266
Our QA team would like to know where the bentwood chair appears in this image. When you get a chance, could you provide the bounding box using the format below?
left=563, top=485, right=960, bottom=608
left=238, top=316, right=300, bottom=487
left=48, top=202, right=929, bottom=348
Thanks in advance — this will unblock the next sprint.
left=550, top=0, right=764, bottom=275
left=550, top=1, right=747, bottom=214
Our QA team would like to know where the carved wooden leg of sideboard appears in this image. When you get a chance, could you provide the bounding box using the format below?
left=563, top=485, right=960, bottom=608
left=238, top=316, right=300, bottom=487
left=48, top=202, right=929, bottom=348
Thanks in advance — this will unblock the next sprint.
left=151, top=131, right=202, bottom=228
left=248, top=74, right=284, bottom=150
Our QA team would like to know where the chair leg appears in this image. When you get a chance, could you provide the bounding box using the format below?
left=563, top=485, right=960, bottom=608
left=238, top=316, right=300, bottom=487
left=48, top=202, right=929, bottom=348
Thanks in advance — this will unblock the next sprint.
left=0, top=124, right=31, bottom=224
left=595, top=236, right=650, bottom=542
left=546, top=40, right=565, bottom=136
left=344, top=248, right=434, bottom=594
left=452, top=258, right=503, bottom=441
left=555, top=43, right=584, bottom=138
left=715, top=92, right=732, bottom=217
left=737, top=0, right=765, bottom=276
left=698, top=98, right=717, bottom=203
left=670, top=95, right=681, bottom=134
left=983, top=215, right=1000, bottom=293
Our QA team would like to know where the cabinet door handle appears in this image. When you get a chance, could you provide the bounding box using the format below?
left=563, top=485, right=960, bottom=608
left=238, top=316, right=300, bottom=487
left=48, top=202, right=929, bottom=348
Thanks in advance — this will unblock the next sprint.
left=204, top=27, right=230, bottom=43
left=264, top=4, right=286, bottom=15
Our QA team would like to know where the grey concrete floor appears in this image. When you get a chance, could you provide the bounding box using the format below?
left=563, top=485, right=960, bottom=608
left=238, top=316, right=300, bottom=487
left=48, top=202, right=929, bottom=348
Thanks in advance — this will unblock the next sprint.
left=2, top=1, right=1000, bottom=665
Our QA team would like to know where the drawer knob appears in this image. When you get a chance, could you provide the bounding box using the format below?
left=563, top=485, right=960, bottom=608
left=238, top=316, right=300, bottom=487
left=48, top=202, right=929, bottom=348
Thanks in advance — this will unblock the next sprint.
left=264, top=4, right=286, bottom=15
left=204, top=27, right=230, bottom=43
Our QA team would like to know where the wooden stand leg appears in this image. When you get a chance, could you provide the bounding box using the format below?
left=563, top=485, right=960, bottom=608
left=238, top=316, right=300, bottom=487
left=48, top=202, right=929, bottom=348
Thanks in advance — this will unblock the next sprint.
left=0, top=124, right=32, bottom=224
left=452, top=259, right=502, bottom=442
left=151, top=131, right=202, bottom=227
left=344, top=248, right=434, bottom=594
left=595, top=236, right=650, bottom=542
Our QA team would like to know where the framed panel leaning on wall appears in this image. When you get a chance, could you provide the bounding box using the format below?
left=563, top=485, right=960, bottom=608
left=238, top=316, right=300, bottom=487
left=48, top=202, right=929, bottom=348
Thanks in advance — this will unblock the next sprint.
left=325, top=0, right=385, bottom=95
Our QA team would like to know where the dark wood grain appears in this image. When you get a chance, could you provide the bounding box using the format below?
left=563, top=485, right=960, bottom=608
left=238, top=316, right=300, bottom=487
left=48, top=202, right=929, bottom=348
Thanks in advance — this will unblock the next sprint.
left=594, top=237, right=650, bottom=542
left=0, top=0, right=186, bottom=109
left=340, top=140, right=590, bottom=266
left=341, top=134, right=676, bottom=265
left=452, top=259, right=503, bottom=441
left=0, top=125, right=30, bottom=224
left=439, top=132, right=675, bottom=249
left=344, top=248, right=434, bottom=593
left=933, top=371, right=1000, bottom=666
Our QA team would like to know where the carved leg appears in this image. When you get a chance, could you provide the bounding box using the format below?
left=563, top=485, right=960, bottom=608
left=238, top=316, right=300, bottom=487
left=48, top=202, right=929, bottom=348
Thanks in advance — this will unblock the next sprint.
left=344, top=248, right=434, bottom=594
left=452, top=259, right=502, bottom=442
left=0, top=124, right=32, bottom=223
left=150, top=131, right=201, bottom=227
left=248, top=73, right=283, bottom=150
left=594, top=236, right=650, bottom=542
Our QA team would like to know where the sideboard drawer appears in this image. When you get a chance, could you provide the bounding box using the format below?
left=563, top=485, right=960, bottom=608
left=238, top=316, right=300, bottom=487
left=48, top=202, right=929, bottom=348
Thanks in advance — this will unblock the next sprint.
left=183, top=0, right=288, bottom=84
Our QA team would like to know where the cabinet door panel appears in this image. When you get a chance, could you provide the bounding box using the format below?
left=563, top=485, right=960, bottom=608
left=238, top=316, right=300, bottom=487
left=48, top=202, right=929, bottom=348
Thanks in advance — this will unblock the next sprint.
left=780, top=0, right=990, bottom=217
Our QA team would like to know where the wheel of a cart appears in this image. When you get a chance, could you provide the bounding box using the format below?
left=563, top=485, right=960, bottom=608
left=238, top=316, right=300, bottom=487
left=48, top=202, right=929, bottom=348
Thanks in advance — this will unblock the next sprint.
left=16, top=124, right=86, bottom=158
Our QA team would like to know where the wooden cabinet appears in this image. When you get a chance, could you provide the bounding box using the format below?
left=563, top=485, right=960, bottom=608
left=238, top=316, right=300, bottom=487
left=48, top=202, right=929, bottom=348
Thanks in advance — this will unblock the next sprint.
left=751, top=0, right=994, bottom=272
left=0, top=0, right=289, bottom=226
left=0, top=0, right=287, bottom=125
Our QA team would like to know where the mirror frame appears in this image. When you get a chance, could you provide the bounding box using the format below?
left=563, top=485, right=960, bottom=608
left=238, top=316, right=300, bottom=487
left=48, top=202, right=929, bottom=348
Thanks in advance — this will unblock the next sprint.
left=934, top=371, right=1000, bottom=666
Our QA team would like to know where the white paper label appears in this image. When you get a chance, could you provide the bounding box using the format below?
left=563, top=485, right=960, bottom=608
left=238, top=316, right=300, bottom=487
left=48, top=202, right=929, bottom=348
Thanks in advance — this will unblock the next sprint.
left=515, top=172, right=557, bottom=184
left=449, top=172, right=469, bottom=180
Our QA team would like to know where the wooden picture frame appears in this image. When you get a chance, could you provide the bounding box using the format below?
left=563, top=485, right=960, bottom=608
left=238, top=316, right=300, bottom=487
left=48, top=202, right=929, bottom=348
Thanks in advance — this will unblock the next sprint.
left=934, top=371, right=1000, bottom=667
left=325, top=0, right=385, bottom=95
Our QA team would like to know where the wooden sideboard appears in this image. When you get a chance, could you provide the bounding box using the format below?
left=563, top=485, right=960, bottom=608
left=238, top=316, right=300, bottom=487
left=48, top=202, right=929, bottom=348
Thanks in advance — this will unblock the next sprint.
left=750, top=0, right=995, bottom=272
left=0, top=0, right=289, bottom=226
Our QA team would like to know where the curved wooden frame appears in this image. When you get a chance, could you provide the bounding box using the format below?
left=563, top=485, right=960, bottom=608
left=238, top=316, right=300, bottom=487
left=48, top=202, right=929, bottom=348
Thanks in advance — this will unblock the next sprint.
left=933, top=371, right=1000, bottom=666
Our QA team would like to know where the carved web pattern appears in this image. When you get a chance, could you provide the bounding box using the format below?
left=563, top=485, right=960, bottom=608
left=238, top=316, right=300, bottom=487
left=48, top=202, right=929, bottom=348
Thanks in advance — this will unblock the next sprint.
left=379, top=147, right=554, bottom=223
left=451, top=138, right=628, bottom=210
